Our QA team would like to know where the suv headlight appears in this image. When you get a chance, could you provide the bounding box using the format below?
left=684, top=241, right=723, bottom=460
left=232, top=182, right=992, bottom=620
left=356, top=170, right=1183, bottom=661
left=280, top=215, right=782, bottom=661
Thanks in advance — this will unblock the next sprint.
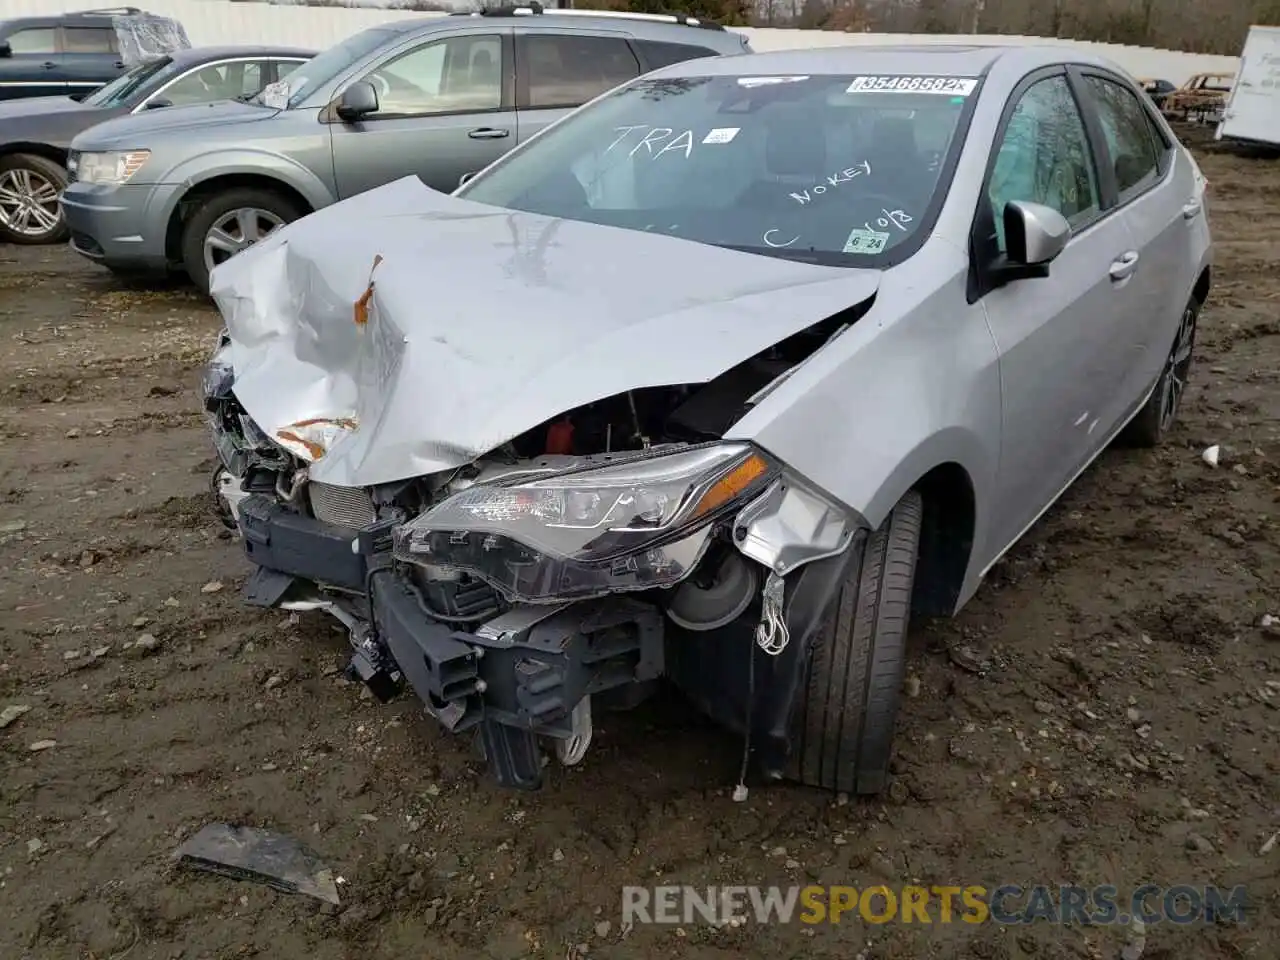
left=393, top=443, right=777, bottom=603
left=74, top=150, right=150, bottom=185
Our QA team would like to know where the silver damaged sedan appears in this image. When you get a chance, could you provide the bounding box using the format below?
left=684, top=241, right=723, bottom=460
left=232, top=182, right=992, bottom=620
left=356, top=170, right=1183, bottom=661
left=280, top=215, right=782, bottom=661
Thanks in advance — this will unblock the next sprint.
left=202, top=44, right=1212, bottom=794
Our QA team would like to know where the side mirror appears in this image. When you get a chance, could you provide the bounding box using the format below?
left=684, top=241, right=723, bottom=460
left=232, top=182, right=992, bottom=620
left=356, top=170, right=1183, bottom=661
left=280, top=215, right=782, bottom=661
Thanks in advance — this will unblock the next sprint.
left=988, top=200, right=1070, bottom=287
left=144, top=97, right=172, bottom=110
left=0, top=41, right=11, bottom=58
left=336, top=81, right=378, bottom=123
left=458, top=171, right=478, bottom=188
left=1005, top=201, right=1070, bottom=265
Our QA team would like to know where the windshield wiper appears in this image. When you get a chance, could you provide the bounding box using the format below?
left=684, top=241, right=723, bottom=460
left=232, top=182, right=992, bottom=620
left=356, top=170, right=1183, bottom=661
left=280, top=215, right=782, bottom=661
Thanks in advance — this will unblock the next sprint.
left=715, top=242, right=830, bottom=264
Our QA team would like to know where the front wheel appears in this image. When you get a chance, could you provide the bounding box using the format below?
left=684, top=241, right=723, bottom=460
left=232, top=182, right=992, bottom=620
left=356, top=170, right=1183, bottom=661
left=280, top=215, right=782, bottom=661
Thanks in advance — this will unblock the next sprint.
left=1121, top=296, right=1199, bottom=448
left=787, top=490, right=922, bottom=795
left=0, top=153, right=69, bottom=245
left=180, top=187, right=302, bottom=295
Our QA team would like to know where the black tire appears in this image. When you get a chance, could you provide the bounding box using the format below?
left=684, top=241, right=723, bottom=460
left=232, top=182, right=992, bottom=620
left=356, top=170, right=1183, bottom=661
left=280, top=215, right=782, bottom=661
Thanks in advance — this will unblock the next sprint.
left=788, top=490, right=923, bottom=795
left=1120, top=296, right=1199, bottom=448
left=180, top=187, right=303, bottom=295
left=0, top=152, right=69, bottom=245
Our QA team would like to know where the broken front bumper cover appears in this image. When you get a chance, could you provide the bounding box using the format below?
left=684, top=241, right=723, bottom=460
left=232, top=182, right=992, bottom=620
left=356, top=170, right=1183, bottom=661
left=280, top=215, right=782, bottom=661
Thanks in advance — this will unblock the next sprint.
left=235, top=489, right=664, bottom=789
left=229, top=469, right=864, bottom=790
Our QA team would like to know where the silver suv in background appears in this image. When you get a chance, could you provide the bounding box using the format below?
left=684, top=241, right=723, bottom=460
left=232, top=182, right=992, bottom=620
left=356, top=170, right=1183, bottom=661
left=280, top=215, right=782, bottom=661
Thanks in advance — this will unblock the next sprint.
left=60, top=5, right=751, bottom=292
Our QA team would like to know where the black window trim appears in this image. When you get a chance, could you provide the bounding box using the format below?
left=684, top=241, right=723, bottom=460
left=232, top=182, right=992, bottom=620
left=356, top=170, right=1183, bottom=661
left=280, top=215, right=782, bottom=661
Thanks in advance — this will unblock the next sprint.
left=513, top=29, right=642, bottom=112
left=1069, top=65, right=1174, bottom=212
left=322, top=30, right=514, bottom=124
left=967, top=64, right=1109, bottom=304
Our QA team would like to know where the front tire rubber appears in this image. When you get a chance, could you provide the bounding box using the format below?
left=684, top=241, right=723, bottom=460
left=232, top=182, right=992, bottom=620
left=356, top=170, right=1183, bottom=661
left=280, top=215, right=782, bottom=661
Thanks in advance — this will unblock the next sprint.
left=180, top=187, right=302, bottom=295
left=1121, top=296, right=1200, bottom=448
left=788, top=490, right=922, bottom=795
left=0, top=153, right=69, bottom=245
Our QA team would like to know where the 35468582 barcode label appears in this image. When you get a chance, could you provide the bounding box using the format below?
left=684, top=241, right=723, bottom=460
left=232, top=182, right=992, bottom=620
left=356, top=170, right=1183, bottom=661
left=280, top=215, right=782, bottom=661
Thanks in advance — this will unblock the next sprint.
left=846, top=76, right=979, bottom=96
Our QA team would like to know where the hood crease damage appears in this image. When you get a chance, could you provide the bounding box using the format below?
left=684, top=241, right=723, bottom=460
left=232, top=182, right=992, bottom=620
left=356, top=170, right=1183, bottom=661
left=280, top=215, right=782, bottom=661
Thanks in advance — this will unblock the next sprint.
left=210, top=177, right=881, bottom=486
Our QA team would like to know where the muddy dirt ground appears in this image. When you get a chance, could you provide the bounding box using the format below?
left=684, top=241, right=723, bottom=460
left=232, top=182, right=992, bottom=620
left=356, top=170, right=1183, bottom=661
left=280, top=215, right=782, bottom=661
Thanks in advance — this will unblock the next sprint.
left=1, top=127, right=1278, bottom=960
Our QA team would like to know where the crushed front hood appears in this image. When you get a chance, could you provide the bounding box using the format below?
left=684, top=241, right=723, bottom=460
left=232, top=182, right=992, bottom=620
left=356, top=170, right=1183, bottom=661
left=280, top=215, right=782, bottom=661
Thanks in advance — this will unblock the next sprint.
left=210, top=176, right=880, bottom=487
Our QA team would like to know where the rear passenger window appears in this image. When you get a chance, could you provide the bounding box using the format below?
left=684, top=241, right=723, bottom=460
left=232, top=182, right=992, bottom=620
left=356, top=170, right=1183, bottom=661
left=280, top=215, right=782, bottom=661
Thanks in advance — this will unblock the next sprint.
left=5, top=28, right=55, bottom=54
left=62, top=27, right=117, bottom=54
left=633, top=39, right=721, bottom=71
left=1084, top=76, right=1161, bottom=199
left=522, top=34, right=640, bottom=109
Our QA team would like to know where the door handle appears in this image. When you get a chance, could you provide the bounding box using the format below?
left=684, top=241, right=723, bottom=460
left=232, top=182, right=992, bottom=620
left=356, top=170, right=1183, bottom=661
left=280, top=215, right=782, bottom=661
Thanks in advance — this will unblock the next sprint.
left=1109, top=251, right=1140, bottom=282
left=41, top=61, right=57, bottom=70
left=467, top=127, right=510, bottom=140
left=113, top=60, right=124, bottom=69
left=1182, top=199, right=1202, bottom=220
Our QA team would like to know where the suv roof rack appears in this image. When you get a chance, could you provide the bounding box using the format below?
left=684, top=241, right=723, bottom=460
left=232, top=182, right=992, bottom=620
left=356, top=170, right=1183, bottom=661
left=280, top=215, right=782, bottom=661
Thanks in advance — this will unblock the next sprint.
left=70, top=6, right=146, bottom=15
left=452, top=3, right=726, bottom=31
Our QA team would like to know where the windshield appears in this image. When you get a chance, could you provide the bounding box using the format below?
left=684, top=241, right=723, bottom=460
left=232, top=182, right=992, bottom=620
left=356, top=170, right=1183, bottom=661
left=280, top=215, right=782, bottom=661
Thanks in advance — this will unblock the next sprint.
left=458, top=74, right=977, bottom=265
left=285, top=27, right=397, bottom=108
left=83, top=56, right=174, bottom=107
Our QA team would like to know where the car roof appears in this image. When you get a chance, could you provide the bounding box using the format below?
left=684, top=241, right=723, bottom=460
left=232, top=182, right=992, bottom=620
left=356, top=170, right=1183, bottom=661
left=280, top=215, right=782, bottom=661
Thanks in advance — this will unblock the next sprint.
left=655, top=43, right=1130, bottom=80
left=374, top=8, right=737, bottom=42
left=168, top=44, right=317, bottom=65
left=2, top=8, right=151, bottom=28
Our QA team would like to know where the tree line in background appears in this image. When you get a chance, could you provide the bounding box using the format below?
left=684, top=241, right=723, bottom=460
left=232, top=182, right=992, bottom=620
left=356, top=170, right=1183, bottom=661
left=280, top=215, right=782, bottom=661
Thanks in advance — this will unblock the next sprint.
left=754, top=0, right=1278, bottom=54
left=246, top=0, right=1278, bottom=55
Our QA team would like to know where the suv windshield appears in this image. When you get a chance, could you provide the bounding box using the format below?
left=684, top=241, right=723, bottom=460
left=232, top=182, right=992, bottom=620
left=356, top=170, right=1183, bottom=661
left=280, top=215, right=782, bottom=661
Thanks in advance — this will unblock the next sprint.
left=285, top=27, right=397, bottom=107
left=83, top=56, right=173, bottom=107
left=458, top=74, right=977, bottom=265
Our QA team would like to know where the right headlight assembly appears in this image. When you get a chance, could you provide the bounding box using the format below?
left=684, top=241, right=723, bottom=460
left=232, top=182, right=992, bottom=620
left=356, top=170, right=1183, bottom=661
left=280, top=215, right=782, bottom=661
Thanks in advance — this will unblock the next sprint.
left=392, top=443, right=778, bottom=603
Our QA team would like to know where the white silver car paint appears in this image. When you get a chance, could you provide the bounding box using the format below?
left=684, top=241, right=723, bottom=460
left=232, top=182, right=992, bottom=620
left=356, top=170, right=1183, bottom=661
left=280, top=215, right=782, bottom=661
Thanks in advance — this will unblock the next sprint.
left=209, top=175, right=881, bottom=487
left=210, top=43, right=1213, bottom=618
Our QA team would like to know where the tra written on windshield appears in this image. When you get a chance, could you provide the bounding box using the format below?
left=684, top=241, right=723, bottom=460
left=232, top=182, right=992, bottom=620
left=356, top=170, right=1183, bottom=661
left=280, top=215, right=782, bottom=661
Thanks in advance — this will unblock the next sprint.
left=604, top=124, right=743, bottom=160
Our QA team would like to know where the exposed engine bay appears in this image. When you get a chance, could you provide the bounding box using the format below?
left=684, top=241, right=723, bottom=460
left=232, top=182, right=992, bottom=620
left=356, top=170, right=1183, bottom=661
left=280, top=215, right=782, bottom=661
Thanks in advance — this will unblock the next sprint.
left=205, top=310, right=864, bottom=789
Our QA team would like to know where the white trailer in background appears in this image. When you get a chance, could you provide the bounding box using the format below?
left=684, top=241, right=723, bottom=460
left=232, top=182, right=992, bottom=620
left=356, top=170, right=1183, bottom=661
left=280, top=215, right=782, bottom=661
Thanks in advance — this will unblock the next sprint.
left=1217, top=25, right=1280, bottom=147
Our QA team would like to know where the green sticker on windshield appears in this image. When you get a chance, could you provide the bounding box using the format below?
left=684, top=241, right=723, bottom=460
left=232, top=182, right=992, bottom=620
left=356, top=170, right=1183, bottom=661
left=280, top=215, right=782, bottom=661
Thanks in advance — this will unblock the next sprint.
left=843, top=228, right=890, bottom=254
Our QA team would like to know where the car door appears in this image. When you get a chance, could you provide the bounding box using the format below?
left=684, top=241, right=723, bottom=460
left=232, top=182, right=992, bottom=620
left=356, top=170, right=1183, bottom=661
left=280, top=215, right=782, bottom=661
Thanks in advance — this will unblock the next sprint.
left=514, top=30, right=643, bottom=145
left=0, top=26, right=65, bottom=100
left=58, top=24, right=123, bottom=94
left=1075, top=69, right=1191, bottom=414
left=328, top=29, right=516, bottom=198
left=975, top=69, right=1142, bottom=556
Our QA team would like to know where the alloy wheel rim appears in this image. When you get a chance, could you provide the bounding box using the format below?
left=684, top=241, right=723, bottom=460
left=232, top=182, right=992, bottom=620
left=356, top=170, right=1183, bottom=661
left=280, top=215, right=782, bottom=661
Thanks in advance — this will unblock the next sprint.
left=203, top=207, right=286, bottom=273
left=0, top=168, right=62, bottom=238
left=1158, top=306, right=1196, bottom=433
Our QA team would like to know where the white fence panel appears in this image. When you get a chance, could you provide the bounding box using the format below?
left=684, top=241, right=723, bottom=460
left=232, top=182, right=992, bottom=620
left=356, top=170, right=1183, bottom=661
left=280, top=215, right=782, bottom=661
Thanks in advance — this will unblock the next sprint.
left=0, top=0, right=1240, bottom=85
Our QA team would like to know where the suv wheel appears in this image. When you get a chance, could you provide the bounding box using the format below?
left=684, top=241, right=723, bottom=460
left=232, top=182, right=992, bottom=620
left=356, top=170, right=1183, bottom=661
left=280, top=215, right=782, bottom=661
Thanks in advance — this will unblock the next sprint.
left=0, top=153, right=69, bottom=245
left=181, top=187, right=302, bottom=295
left=1121, top=295, right=1199, bottom=448
left=787, top=490, right=922, bottom=795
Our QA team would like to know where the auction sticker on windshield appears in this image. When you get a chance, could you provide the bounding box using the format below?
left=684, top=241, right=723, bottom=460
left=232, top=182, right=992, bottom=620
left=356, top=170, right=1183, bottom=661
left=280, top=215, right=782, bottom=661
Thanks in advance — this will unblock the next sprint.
left=846, top=76, right=978, bottom=95
left=842, top=228, right=891, bottom=254
left=702, top=127, right=740, bottom=144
